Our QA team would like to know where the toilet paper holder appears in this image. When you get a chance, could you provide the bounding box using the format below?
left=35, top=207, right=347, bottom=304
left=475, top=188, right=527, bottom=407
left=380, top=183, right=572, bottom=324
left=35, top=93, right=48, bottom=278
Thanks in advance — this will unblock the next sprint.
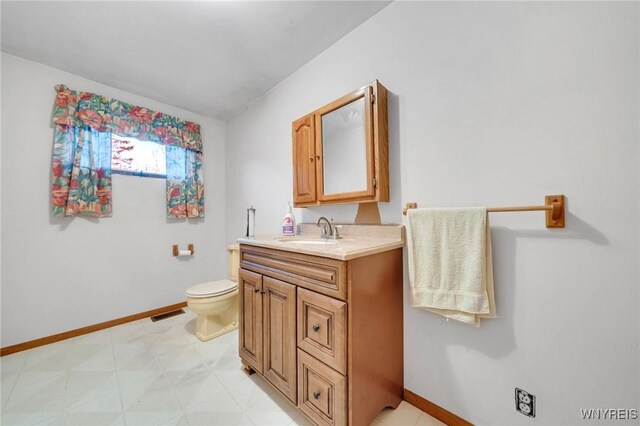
left=172, top=244, right=195, bottom=257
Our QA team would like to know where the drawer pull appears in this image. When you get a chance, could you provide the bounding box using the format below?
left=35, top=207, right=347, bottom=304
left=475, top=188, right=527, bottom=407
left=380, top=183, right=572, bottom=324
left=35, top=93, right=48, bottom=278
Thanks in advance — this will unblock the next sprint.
left=313, top=391, right=320, bottom=399
left=312, top=324, right=320, bottom=332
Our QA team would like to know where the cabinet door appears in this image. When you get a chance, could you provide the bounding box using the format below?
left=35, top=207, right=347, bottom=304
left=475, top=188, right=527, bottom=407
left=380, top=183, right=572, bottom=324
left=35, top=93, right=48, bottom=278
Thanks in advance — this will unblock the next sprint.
left=315, top=85, right=375, bottom=203
left=292, top=114, right=317, bottom=205
left=239, top=269, right=263, bottom=374
left=262, top=276, right=297, bottom=403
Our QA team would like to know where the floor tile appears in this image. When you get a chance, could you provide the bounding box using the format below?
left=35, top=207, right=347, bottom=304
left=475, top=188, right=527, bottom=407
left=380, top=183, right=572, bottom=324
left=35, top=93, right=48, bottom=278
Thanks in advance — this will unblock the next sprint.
left=71, top=350, right=116, bottom=372
left=185, top=386, right=243, bottom=413
left=4, top=372, right=67, bottom=413
left=185, top=411, right=253, bottom=426
left=113, top=343, right=162, bottom=372
left=64, top=371, right=119, bottom=410
left=213, top=367, right=254, bottom=389
left=67, top=390, right=122, bottom=413
left=0, top=411, right=61, bottom=425
left=155, top=345, right=207, bottom=371
left=192, top=340, right=230, bottom=363
left=226, top=376, right=275, bottom=410
left=61, top=412, right=125, bottom=425
left=111, top=322, right=152, bottom=345
left=162, top=369, right=226, bottom=408
left=0, top=351, right=29, bottom=373
left=372, top=401, right=424, bottom=425
left=416, top=412, right=447, bottom=425
left=1, top=371, right=20, bottom=408
left=212, top=330, right=238, bottom=347
left=120, top=373, right=182, bottom=413
left=115, top=370, right=162, bottom=389
left=21, top=344, right=77, bottom=372
left=11, top=371, right=66, bottom=390
left=209, top=354, right=243, bottom=372
left=287, top=412, right=316, bottom=426
left=1, top=317, right=437, bottom=426
left=124, top=411, right=186, bottom=425
left=245, top=407, right=299, bottom=425
left=146, top=325, right=192, bottom=346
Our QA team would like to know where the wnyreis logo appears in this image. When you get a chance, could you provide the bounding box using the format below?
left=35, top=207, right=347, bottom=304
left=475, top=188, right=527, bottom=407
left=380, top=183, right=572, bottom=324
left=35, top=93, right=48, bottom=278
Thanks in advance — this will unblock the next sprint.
left=580, top=409, right=638, bottom=420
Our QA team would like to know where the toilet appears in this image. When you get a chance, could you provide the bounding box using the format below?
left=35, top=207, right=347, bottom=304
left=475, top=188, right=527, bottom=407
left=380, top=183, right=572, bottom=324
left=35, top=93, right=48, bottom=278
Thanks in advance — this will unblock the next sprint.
left=186, top=244, right=240, bottom=341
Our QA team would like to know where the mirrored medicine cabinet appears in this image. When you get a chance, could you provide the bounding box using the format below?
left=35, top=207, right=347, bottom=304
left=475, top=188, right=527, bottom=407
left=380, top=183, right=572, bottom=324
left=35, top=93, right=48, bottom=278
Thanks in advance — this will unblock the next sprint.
left=291, top=80, right=389, bottom=207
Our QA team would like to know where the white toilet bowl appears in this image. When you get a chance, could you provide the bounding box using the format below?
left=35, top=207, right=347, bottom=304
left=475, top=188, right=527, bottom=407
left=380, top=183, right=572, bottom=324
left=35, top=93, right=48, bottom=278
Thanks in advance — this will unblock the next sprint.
left=186, top=245, right=239, bottom=342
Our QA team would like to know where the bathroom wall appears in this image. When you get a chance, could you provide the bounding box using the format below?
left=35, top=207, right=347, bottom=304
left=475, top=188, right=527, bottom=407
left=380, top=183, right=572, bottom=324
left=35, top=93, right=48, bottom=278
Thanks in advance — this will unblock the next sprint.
left=226, top=2, right=639, bottom=425
left=1, top=54, right=227, bottom=347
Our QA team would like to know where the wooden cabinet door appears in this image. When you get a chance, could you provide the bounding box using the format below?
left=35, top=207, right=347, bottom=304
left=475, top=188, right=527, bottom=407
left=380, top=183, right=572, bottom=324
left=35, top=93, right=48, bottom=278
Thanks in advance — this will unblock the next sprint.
left=292, top=114, right=317, bottom=205
left=239, top=269, right=263, bottom=374
left=315, top=85, right=375, bottom=203
left=262, top=276, right=297, bottom=403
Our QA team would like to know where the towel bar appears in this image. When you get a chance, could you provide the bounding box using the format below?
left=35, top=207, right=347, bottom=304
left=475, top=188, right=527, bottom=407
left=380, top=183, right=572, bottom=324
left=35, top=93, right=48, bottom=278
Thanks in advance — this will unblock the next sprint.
left=403, top=195, right=565, bottom=228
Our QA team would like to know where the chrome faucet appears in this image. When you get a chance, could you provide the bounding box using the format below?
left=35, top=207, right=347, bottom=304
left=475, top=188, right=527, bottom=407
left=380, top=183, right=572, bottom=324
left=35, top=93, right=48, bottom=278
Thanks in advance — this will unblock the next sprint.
left=316, top=216, right=333, bottom=239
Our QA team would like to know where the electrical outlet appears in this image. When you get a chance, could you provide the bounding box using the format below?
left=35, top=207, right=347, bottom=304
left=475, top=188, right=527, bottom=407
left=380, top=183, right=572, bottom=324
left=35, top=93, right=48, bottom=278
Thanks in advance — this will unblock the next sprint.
left=515, top=388, right=536, bottom=418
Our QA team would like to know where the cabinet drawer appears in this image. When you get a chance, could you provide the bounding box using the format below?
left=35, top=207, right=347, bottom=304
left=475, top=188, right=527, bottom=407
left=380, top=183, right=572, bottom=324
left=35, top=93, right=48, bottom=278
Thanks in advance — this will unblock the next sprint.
left=298, top=349, right=347, bottom=426
left=240, top=245, right=347, bottom=300
left=297, top=288, right=347, bottom=374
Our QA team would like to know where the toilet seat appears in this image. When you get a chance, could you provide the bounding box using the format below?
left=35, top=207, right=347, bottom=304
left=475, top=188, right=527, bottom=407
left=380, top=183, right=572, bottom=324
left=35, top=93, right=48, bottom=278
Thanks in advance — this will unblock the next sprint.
left=186, top=279, right=237, bottom=298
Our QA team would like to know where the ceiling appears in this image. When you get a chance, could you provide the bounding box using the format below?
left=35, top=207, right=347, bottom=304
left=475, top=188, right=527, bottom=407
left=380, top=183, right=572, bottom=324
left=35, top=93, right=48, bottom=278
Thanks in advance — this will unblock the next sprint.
left=1, top=1, right=389, bottom=121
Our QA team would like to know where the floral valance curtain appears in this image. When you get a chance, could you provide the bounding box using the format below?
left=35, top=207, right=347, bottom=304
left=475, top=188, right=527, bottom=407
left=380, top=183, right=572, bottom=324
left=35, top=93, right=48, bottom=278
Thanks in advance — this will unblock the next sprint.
left=51, top=84, right=204, bottom=218
left=52, top=84, right=202, bottom=151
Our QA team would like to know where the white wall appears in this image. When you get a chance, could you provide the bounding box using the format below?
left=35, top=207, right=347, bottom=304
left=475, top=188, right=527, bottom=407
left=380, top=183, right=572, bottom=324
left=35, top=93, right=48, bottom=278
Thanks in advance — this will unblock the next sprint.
left=226, top=3, right=639, bottom=425
left=1, top=54, right=227, bottom=347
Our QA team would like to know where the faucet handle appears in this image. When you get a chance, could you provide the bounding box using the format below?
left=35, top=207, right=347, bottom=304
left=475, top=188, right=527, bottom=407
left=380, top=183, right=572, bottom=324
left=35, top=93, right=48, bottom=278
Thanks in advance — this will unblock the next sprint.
left=333, top=225, right=342, bottom=240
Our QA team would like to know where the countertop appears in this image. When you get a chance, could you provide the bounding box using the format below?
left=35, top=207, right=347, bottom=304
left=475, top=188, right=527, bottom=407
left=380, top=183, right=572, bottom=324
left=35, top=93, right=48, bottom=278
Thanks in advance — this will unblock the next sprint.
left=237, top=224, right=404, bottom=261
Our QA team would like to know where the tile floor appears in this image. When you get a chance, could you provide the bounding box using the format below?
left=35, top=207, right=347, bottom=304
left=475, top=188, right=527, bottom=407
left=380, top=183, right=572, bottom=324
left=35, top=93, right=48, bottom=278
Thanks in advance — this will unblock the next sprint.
left=1, top=310, right=445, bottom=426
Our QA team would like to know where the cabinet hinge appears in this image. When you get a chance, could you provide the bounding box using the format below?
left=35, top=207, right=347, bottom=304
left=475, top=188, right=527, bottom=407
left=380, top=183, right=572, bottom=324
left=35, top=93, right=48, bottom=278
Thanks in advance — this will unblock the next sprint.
left=370, top=94, right=376, bottom=103
left=373, top=177, right=378, bottom=187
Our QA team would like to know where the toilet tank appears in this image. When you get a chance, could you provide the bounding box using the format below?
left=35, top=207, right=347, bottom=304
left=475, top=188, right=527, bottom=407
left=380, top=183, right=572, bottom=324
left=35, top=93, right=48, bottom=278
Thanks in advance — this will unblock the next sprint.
left=227, top=244, right=240, bottom=282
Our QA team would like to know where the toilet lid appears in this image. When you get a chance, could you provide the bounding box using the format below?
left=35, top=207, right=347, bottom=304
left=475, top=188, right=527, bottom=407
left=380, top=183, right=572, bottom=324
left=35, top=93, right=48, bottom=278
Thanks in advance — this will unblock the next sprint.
left=186, top=279, right=237, bottom=298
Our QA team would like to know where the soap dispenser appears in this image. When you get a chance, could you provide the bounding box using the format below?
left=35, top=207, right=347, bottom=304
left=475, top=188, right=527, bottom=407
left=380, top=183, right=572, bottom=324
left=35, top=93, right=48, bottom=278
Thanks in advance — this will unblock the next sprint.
left=282, top=202, right=295, bottom=236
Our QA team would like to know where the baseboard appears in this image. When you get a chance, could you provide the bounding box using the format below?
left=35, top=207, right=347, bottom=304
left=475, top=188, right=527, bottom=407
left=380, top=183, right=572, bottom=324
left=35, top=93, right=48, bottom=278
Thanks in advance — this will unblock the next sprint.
left=0, top=301, right=188, bottom=357
left=404, top=388, right=473, bottom=426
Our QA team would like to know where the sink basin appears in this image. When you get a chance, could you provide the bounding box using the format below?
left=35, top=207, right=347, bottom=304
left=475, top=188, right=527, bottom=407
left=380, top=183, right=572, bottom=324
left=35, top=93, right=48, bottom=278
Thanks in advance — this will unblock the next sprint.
left=277, top=238, right=338, bottom=245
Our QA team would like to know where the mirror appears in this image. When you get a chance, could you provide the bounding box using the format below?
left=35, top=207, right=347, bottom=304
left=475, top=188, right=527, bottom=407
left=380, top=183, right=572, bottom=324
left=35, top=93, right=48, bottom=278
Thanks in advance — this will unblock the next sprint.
left=321, top=97, right=368, bottom=195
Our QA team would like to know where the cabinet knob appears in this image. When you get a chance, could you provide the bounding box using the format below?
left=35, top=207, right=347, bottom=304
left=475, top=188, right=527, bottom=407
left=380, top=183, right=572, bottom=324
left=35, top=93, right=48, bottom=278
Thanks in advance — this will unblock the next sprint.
left=312, top=324, right=320, bottom=332
left=316, top=155, right=320, bottom=161
left=254, top=288, right=260, bottom=293
left=309, top=157, right=314, bottom=162
left=313, top=391, right=320, bottom=400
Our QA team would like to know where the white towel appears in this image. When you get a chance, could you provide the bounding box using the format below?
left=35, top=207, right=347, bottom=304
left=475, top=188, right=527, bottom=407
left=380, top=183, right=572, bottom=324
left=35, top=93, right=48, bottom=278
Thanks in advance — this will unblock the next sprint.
left=407, top=207, right=496, bottom=326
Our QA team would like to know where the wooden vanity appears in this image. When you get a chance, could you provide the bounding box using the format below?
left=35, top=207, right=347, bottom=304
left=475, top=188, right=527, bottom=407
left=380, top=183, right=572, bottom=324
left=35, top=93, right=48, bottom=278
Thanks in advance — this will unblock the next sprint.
left=237, top=240, right=403, bottom=426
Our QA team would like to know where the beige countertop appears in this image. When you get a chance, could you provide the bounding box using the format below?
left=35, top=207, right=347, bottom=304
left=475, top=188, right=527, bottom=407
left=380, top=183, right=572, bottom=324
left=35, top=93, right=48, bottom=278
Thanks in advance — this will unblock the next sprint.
left=237, top=224, right=405, bottom=261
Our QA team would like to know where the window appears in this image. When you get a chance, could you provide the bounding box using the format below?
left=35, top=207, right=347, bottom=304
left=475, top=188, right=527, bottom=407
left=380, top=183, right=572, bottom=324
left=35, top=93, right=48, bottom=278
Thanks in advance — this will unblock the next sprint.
left=111, top=135, right=166, bottom=177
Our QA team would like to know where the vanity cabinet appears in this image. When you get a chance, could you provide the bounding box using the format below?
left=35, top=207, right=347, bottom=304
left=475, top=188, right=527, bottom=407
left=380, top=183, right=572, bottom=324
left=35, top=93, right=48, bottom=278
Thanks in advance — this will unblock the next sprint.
left=238, top=244, right=403, bottom=426
left=292, top=80, right=389, bottom=207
